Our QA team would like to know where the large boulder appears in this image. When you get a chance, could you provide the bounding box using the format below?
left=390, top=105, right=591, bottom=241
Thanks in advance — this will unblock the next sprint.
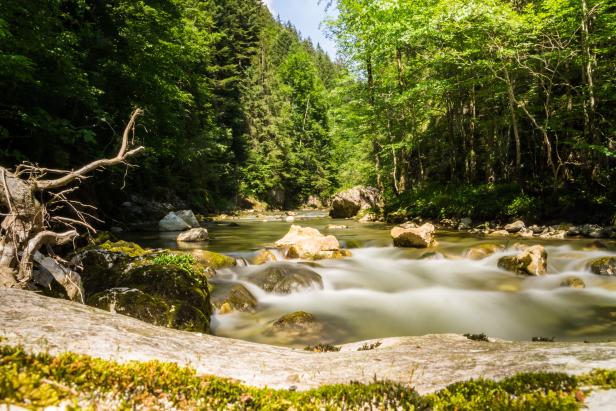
left=246, top=262, right=323, bottom=294
left=177, top=228, right=209, bottom=242
left=274, top=225, right=350, bottom=260
left=497, top=245, right=547, bottom=276
left=391, top=223, right=437, bottom=248
left=329, top=186, right=382, bottom=218
left=73, top=241, right=212, bottom=332
left=159, top=210, right=200, bottom=231
left=504, top=220, right=525, bottom=233
left=587, top=257, right=616, bottom=276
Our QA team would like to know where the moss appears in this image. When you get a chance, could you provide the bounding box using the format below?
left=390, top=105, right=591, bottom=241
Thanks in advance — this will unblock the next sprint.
left=0, top=345, right=601, bottom=410
left=98, top=240, right=149, bottom=258
left=89, top=231, right=118, bottom=245
left=464, top=333, right=489, bottom=342
left=357, top=341, right=382, bottom=351
left=193, top=250, right=236, bottom=269
left=87, top=288, right=171, bottom=327
left=304, top=344, right=341, bottom=353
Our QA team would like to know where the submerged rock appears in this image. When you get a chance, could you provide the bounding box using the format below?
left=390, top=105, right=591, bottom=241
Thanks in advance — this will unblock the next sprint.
left=247, top=262, right=323, bottom=294
left=329, top=186, right=382, bottom=218
left=464, top=243, right=504, bottom=260
left=497, top=245, right=548, bottom=276
left=487, top=230, right=510, bottom=237
left=391, top=223, right=437, bottom=248
left=177, top=228, right=209, bottom=242
left=275, top=225, right=350, bottom=260
left=211, top=283, right=257, bottom=313
left=588, top=257, right=616, bottom=276
left=560, top=277, right=586, bottom=289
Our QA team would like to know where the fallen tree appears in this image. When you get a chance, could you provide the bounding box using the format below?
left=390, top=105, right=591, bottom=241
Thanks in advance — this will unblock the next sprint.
left=0, top=109, right=144, bottom=302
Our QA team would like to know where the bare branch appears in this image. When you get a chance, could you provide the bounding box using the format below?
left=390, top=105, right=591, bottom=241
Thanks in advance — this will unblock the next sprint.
left=18, top=230, right=78, bottom=280
left=36, top=109, right=145, bottom=191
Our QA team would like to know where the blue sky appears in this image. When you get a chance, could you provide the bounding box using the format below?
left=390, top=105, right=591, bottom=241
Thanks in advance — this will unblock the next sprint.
left=263, top=0, right=338, bottom=58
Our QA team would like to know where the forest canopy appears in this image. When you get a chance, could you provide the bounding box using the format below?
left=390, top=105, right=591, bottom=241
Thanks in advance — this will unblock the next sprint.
left=0, top=0, right=614, bottom=223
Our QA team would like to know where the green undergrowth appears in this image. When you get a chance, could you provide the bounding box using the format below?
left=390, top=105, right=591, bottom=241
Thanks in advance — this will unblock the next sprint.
left=2, top=345, right=615, bottom=410
left=386, top=183, right=616, bottom=224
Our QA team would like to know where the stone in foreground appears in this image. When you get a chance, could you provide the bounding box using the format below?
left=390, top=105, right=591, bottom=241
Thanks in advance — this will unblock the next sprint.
left=498, top=245, right=547, bottom=276
left=588, top=257, right=616, bottom=276
left=247, top=262, right=323, bottom=294
left=177, top=227, right=209, bottom=242
left=391, top=223, right=437, bottom=248
left=275, top=225, right=350, bottom=260
left=2, top=289, right=616, bottom=394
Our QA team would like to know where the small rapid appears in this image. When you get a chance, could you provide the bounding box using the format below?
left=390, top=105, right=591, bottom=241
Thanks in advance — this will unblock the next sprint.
left=126, top=216, right=616, bottom=347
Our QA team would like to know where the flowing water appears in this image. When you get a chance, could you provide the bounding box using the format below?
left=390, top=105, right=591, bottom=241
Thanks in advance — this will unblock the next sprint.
left=125, top=213, right=616, bottom=347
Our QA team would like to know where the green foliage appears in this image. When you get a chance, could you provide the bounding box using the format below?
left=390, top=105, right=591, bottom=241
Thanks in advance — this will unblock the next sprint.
left=0, top=345, right=596, bottom=410
left=151, top=253, right=196, bottom=275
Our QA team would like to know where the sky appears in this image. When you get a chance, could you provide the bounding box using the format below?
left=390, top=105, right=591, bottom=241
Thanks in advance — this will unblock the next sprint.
left=263, top=0, right=338, bottom=58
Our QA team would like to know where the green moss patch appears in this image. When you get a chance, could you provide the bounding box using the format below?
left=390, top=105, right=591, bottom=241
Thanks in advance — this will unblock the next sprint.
left=2, top=345, right=610, bottom=410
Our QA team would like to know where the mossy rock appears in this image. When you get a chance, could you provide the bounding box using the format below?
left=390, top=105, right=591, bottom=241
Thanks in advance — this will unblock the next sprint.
left=497, top=246, right=547, bottom=276
left=211, top=282, right=257, bottom=313
left=89, top=231, right=119, bottom=246
left=272, top=311, right=323, bottom=334
left=72, top=248, right=132, bottom=295
left=99, top=240, right=149, bottom=258
left=588, top=257, right=616, bottom=276
left=191, top=250, right=237, bottom=269
left=88, top=288, right=171, bottom=327
left=247, top=263, right=323, bottom=294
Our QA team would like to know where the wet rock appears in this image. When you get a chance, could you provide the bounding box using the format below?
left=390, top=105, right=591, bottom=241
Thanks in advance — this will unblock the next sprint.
left=88, top=288, right=172, bottom=327
left=588, top=257, right=616, bottom=276
left=211, top=283, right=257, bottom=313
left=487, top=230, right=510, bottom=237
left=327, top=224, right=349, bottom=230
left=568, top=224, right=609, bottom=239
left=539, top=229, right=567, bottom=239
left=329, top=186, right=382, bottom=218
left=439, top=218, right=458, bottom=229
left=419, top=252, right=445, bottom=260
left=497, top=245, right=548, bottom=276
left=158, top=210, right=200, bottom=231
left=464, top=244, right=504, bottom=260
left=177, top=228, right=209, bottom=242
left=253, top=249, right=278, bottom=265
left=190, top=250, right=236, bottom=269
left=275, top=225, right=349, bottom=260
left=505, top=220, right=525, bottom=233
left=458, top=217, right=472, bottom=230
left=584, top=240, right=608, bottom=250
left=272, top=311, right=323, bottom=335
left=516, top=228, right=534, bottom=238
left=391, top=223, right=437, bottom=248
left=247, top=262, right=323, bottom=294
left=560, top=277, right=586, bottom=289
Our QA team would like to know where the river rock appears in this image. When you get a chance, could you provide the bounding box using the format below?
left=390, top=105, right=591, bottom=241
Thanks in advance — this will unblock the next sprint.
left=211, top=283, right=257, bottom=313
left=458, top=217, right=472, bottom=230
left=272, top=311, right=323, bottom=335
left=568, top=224, right=609, bottom=239
left=177, top=228, right=209, bottom=242
left=327, top=224, right=349, bottom=230
left=158, top=209, right=200, bottom=231
left=487, top=230, right=510, bottom=237
left=391, top=223, right=437, bottom=248
left=190, top=250, right=236, bottom=269
left=275, top=225, right=349, bottom=260
left=464, top=244, right=504, bottom=260
left=516, top=228, right=534, bottom=238
left=505, top=220, right=525, bottom=233
left=253, top=249, right=278, bottom=265
left=588, top=257, right=616, bottom=276
left=246, top=262, right=323, bottom=294
left=497, top=245, right=548, bottom=276
left=560, top=277, right=586, bottom=289
left=329, top=186, right=382, bottom=218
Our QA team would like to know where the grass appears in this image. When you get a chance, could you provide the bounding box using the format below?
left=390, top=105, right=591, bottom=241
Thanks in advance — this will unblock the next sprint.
left=2, top=344, right=614, bottom=410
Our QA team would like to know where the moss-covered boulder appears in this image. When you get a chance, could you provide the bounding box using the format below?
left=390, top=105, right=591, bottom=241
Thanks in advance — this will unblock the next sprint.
left=74, top=242, right=212, bottom=333
left=190, top=250, right=236, bottom=269
left=211, top=282, right=257, bottom=313
left=497, top=245, right=547, bottom=276
left=464, top=244, right=504, bottom=260
left=588, top=257, right=616, bottom=276
left=272, top=311, right=323, bottom=335
left=247, top=263, right=323, bottom=294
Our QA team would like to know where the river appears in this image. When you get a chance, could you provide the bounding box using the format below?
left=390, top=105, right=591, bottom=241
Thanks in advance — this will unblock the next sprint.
left=124, top=212, right=616, bottom=347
